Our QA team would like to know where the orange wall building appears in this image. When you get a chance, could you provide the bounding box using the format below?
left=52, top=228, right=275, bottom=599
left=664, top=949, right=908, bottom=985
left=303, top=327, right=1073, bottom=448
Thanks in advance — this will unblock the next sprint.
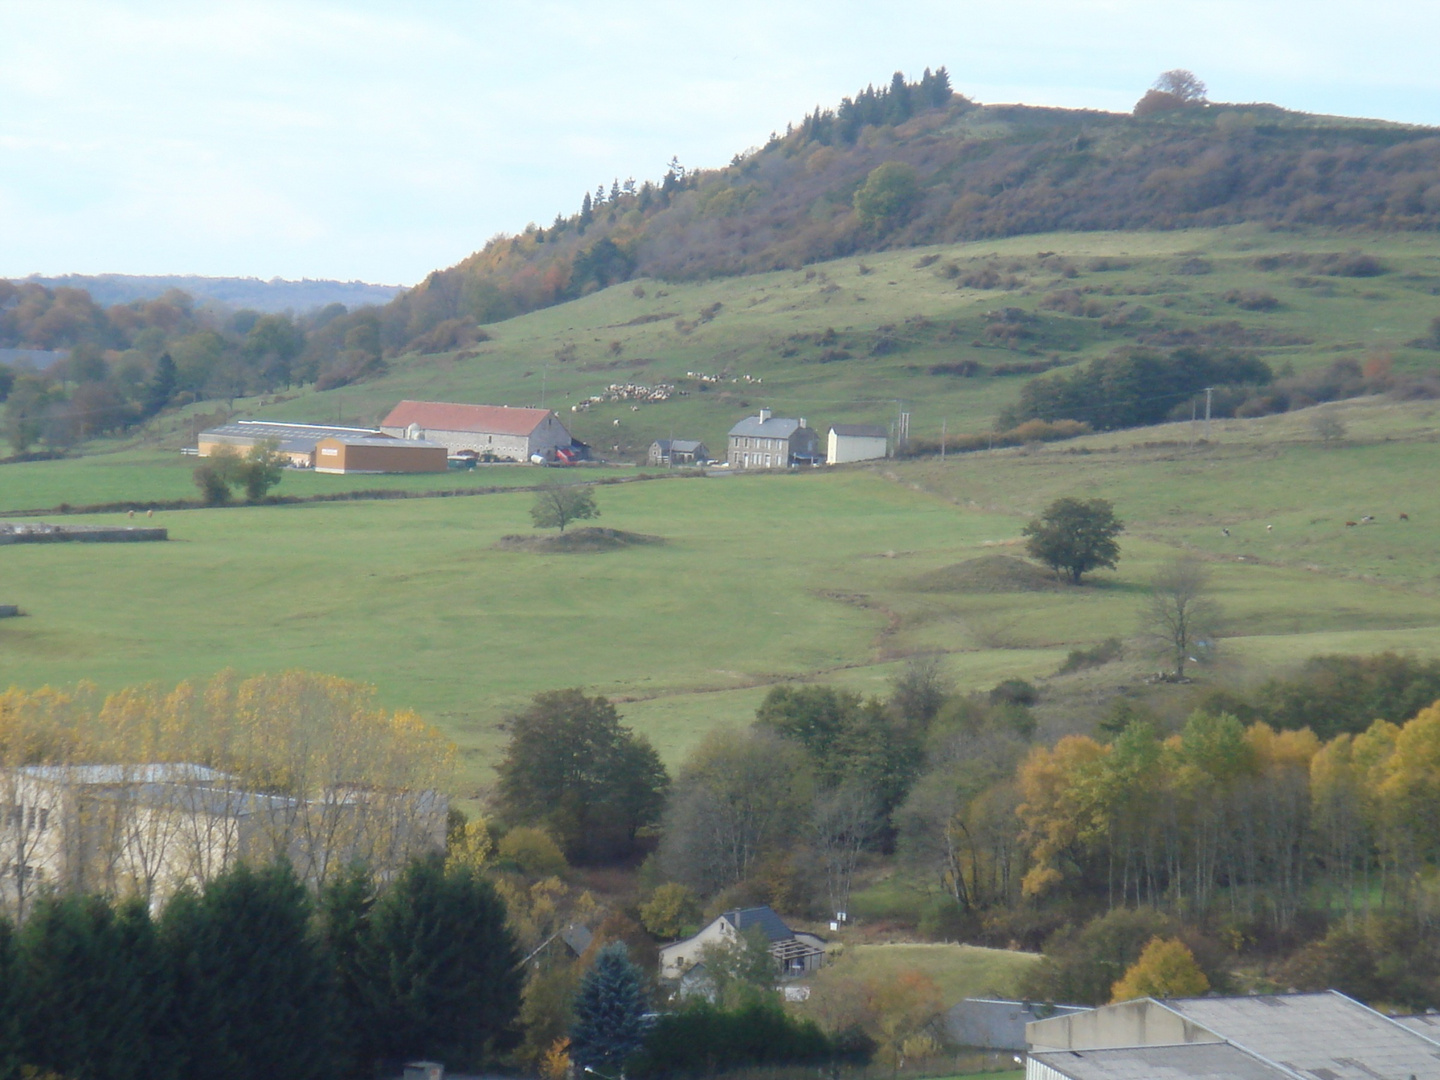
left=313, top=436, right=448, bottom=474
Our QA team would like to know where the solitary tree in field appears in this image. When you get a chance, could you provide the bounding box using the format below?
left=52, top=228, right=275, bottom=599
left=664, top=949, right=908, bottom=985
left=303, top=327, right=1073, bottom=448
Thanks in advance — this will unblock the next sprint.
left=1140, top=556, right=1221, bottom=679
left=1134, top=69, right=1208, bottom=116
left=531, top=483, right=599, bottom=533
left=1023, top=497, right=1123, bottom=584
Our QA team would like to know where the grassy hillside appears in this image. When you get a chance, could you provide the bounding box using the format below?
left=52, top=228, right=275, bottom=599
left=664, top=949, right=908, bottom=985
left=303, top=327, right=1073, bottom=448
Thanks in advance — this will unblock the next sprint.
left=122, top=225, right=1440, bottom=468
left=7, top=394, right=1440, bottom=797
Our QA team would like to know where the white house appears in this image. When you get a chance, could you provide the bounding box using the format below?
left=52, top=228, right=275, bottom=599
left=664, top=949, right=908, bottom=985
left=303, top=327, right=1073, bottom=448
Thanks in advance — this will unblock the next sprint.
left=827, top=424, right=888, bottom=464
left=380, top=400, right=574, bottom=462
left=659, top=905, right=826, bottom=981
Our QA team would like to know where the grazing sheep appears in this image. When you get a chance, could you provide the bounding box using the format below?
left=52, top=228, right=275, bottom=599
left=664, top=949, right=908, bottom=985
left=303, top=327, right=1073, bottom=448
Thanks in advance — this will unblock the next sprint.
left=1361, top=515, right=1375, bottom=523
left=1400, top=512, right=1410, bottom=521
left=1222, top=528, right=1230, bottom=537
left=1267, top=524, right=1273, bottom=532
left=1345, top=521, right=1358, bottom=527
left=127, top=510, right=134, bottom=519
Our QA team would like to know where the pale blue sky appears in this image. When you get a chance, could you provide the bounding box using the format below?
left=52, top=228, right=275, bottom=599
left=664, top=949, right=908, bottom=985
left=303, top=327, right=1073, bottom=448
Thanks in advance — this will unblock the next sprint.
left=2, top=1, right=1436, bottom=285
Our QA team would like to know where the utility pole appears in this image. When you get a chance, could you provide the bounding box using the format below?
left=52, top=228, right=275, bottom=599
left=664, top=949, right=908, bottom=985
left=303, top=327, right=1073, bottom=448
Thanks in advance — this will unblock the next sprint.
left=540, top=363, right=548, bottom=410
left=1204, top=386, right=1213, bottom=442
left=941, top=419, right=947, bottom=460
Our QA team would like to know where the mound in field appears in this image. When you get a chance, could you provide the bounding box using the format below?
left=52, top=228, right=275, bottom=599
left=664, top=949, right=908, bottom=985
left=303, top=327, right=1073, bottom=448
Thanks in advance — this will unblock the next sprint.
left=908, top=553, right=1063, bottom=593
left=495, top=527, right=666, bottom=553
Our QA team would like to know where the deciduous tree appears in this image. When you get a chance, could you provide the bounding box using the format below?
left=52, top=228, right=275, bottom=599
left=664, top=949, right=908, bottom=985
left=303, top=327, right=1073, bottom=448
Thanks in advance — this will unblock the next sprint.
left=1140, top=556, right=1221, bottom=678
left=1110, top=936, right=1210, bottom=1001
left=530, top=483, right=599, bottom=532
left=1023, top=497, right=1123, bottom=584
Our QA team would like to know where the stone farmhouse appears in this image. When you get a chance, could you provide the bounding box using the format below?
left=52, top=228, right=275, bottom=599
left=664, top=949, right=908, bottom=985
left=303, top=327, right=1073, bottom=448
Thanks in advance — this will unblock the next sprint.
left=647, top=439, right=710, bottom=466
left=659, top=905, right=827, bottom=982
left=726, top=410, right=822, bottom=469
left=381, top=400, right=574, bottom=462
left=0, top=763, right=446, bottom=914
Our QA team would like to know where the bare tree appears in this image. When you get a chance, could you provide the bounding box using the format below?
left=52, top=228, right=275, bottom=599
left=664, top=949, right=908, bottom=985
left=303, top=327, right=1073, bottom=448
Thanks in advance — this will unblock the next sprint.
left=1140, top=556, right=1221, bottom=679
left=530, top=483, right=599, bottom=533
left=811, top=783, right=881, bottom=918
left=1154, top=69, right=1208, bottom=103
left=1311, top=410, right=1347, bottom=444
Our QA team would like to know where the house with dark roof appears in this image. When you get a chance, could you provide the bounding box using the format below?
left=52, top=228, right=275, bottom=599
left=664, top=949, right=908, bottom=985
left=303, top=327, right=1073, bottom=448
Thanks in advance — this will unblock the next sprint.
left=827, top=423, right=888, bottom=464
left=726, top=410, right=821, bottom=469
left=1026, top=991, right=1440, bottom=1080
left=659, top=905, right=827, bottom=981
left=380, top=400, right=574, bottom=462
left=647, top=439, right=709, bottom=466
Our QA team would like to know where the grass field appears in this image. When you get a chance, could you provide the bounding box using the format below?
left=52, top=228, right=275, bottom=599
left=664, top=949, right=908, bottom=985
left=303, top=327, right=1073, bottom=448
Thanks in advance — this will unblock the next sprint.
left=8, top=394, right=1440, bottom=798
left=802, top=943, right=1039, bottom=1004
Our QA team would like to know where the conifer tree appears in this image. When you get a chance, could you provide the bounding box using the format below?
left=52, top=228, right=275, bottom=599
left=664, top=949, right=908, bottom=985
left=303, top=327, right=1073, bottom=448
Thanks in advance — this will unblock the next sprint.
left=580, top=191, right=593, bottom=224
left=0, top=916, right=18, bottom=1080
left=15, top=895, right=171, bottom=1080
left=144, top=351, right=178, bottom=416
left=359, top=856, right=523, bottom=1069
left=161, top=862, right=333, bottom=1080
left=318, top=863, right=377, bottom=1078
left=570, top=942, right=648, bottom=1072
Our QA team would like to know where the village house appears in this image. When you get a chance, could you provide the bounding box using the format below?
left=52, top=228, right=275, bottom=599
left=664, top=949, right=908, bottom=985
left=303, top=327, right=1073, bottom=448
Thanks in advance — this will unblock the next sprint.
left=380, top=400, right=575, bottom=462
left=647, top=439, right=709, bottom=466
left=827, top=423, right=889, bottom=464
left=659, top=905, right=827, bottom=981
left=726, top=410, right=822, bottom=469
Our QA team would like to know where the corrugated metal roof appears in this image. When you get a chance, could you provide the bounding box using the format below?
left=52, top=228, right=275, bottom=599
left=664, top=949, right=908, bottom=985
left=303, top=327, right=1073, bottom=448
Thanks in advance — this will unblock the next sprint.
left=1031, top=1042, right=1296, bottom=1080
left=318, top=435, right=446, bottom=449
left=722, top=906, right=794, bottom=942
left=1162, top=992, right=1440, bottom=1080
left=382, top=400, right=557, bottom=437
left=946, top=999, right=1086, bottom=1051
left=200, top=421, right=384, bottom=442
left=830, top=424, right=888, bottom=439
left=1395, top=1014, right=1440, bottom=1039
left=728, top=415, right=807, bottom=439
left=19, top=763, right=229, bottom=785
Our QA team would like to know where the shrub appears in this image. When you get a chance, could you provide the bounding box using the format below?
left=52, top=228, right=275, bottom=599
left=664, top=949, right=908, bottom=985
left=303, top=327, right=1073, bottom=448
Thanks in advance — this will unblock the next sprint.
left=1059, top=638, right=1124, bottom=674
left=631, top=1001, right=840, bottom=1079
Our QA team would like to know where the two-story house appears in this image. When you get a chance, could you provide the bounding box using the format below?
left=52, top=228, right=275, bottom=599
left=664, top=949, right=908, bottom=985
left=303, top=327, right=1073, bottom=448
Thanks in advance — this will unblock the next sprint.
left=726, top=410, right=821, bottom=469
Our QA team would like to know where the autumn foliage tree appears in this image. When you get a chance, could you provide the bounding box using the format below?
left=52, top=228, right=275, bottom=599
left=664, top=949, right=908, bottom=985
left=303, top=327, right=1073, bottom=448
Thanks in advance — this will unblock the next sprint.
left=1110, top=936, right=1210, bottom=1001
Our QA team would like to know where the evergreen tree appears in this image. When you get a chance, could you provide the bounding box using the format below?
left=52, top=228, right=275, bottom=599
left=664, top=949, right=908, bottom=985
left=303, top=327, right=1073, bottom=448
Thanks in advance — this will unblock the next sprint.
left=0, top=916, right=18, bottom=1080
left=570, top=942, right=648, bottom=1072
left=16, top=894, right=172, bottom=1080
left=359, top=856, right=523, bottom=1069
left=318, top=863, right=377, bottom=1077
left=610, top=179, right=621, bottom=202
left=580, top=191, right=594, bottom=225
left=144, top=352, right=178, bottom=416
left=161, top=862, right=333, bottom=1080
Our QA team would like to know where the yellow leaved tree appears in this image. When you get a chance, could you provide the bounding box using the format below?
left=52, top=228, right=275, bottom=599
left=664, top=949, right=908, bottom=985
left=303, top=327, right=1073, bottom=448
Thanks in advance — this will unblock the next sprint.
left=1110, top=936, right=1210, bottom=1002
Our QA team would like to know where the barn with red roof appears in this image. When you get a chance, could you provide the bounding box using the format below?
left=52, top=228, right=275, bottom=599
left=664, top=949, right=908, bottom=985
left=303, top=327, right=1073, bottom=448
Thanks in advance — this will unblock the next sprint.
left=379, top=400, right=574, bottom=462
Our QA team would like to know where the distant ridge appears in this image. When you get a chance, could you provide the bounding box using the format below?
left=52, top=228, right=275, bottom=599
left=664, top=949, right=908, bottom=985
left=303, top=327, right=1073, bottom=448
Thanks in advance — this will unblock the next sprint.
left=14, top=273, right=406, bottom=314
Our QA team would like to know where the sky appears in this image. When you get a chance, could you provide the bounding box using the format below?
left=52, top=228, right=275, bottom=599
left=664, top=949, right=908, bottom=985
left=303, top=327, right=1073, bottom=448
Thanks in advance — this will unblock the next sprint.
left=2, top=1, right=1437, bottom=286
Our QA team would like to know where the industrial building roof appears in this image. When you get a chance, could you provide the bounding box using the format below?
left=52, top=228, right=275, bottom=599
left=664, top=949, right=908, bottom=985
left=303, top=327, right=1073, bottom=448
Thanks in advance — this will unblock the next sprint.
left=317, top=435, right=446, bottom=449
left=946, top=998, right=1086, bottom=1052
left=829, top=424, right=888, bottom=439
left=1163, top=992, right=1440, bottom=1080
left=19, top=763, right=230, bottom=785
left=1394, top=1013, right=1440, bottom=1039
left=381, top=400, right=555, bottom=436
left=1031, top=1042, right=1295, bottom=1080
left=728, top=415, right=808, bottom=438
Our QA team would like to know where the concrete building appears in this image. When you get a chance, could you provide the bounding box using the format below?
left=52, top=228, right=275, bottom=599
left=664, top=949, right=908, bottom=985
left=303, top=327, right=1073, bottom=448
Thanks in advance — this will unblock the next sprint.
left=647, top=439, right=709, bottom=466
left=726, top=410, right=821, bottom=469
left=945, top=999, right=1085, bottom=1052
left=196, top=420, right=392, bottom=467
left=660, top=905, right=826, bottom=981
left=827, top=424, right=888, bottom=464
left=314, top=435, right=447, bottom=474
left=1026, top=991, right=1440, bottom=1080
left=0, top=763, right=446, bottom=914
left=380, top=400, right=573, bottom=462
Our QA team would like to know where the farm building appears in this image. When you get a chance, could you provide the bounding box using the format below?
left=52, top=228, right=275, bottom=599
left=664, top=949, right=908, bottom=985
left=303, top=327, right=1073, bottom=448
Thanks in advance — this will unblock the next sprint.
left=726, top=410, right=821, bottom=469
left=647, top=439, right=709, bottom=466
left=660, top=905, right=826, bottom=980
left=380, top=400, right=574, bottom=462
left=1026, top=991, right=1440, bottom=1080
left=314, top=436, right=447, bottom=474
left=196, top=421, right=391, bottom=467
left=827, top=423, right=888, bottom=464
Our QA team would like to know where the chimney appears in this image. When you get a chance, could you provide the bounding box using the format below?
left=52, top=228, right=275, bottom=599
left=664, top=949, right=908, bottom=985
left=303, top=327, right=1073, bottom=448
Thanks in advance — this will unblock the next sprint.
left=799, top=417, right=807, bottom=429
left=758, top=408, right=771, bottom=423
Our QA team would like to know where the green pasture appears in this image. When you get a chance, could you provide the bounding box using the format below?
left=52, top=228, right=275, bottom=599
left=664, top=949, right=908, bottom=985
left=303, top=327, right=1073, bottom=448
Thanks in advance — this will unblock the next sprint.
left=0, top=446, right=651, bottom=514
left=163, top=224, right=1440, bottom=459
left=801, top=943, right=1039, bottom=1004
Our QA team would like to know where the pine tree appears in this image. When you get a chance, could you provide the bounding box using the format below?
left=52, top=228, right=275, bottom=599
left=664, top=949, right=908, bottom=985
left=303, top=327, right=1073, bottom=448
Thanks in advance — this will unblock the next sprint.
left=318, top=863, right=377, bottom=1077
left=359, top=856, right=523, bottom=1069
left=580, top=191, right=593, bottom=225
left=15, top=894, right=172, bottom=1080
left=161, top=862, right=333, bottom=1080
left=0, top=916, right=19, bottom=1080
left=610, top=179, right=621, bottom=202
left=570, top=942, right=648, bottom=1072
left=144, top=351, right=178, bottom=417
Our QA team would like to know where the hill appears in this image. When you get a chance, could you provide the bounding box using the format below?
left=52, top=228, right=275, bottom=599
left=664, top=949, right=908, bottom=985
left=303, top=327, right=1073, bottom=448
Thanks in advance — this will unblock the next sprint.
left=13, top=273, right=404, bottom=313
left=369, top=70, right=1440, bottom=352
